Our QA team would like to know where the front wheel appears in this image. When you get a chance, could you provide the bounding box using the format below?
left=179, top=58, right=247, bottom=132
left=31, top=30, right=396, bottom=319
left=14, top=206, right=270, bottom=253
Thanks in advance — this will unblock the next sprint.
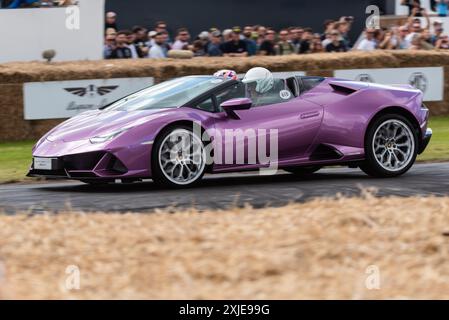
left=151, top=125, right=206, bottom=188
left=360, top=114, right=418, bottom=178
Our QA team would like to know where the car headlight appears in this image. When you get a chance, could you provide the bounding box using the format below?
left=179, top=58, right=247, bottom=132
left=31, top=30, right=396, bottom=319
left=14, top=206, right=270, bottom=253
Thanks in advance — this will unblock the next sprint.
left=89, top=128, right=130, bottom=144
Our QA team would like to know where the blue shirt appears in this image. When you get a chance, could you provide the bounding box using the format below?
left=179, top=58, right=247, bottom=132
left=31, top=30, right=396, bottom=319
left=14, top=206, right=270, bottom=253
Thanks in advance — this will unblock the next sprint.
left=244, top=38, right=258, bottom=56
left=207, top=43, right=223, bottom=57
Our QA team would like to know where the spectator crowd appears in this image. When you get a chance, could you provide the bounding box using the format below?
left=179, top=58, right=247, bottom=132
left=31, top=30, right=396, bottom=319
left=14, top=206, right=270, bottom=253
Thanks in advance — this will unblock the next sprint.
left=103, top=1, right=449, bottom=60
left=0, top=0, right=74, bottom=8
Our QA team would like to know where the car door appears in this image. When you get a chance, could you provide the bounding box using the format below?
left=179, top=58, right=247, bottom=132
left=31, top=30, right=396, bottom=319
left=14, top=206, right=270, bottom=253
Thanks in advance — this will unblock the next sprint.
left=211, top=80, right=324, bottom=170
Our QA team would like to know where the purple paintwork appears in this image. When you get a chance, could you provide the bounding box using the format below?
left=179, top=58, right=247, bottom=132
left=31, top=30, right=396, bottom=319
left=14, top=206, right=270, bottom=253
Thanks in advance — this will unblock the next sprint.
left=28, top=76, right=431, bottom=182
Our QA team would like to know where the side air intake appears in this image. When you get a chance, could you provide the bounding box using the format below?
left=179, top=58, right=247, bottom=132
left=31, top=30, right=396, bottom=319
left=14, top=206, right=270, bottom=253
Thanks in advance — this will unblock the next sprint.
left=309, top=144, right=344, bottom=161
left=329, top=80, right=369, bottom=95
left=329, top=83, right=357, bottom=95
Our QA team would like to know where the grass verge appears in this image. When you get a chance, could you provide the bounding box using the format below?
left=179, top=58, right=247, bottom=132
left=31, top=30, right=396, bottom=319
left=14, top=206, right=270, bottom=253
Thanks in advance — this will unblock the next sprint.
left=0, top=195, right=448, bottom=299
left=0, top=116, right=448, bottom=183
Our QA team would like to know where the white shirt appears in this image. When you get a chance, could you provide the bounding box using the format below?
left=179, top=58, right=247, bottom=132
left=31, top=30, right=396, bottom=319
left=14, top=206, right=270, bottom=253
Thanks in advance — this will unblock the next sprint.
left=357, top=38, right=377, bottom=51
left=127, top=44, right=139, bottom=59
left=149, top=44, right=166, bottom=59
left=172, top=40, right=188, bottom=50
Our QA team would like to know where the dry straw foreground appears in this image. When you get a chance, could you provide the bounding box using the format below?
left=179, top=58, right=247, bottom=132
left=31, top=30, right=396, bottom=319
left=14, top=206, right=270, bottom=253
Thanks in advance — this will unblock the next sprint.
left=0, top=194, right=448, bottom=300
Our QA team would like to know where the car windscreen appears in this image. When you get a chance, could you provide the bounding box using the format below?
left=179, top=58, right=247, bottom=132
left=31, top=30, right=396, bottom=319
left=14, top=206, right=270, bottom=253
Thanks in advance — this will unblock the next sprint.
left=105, top=76, right=226, bottom=111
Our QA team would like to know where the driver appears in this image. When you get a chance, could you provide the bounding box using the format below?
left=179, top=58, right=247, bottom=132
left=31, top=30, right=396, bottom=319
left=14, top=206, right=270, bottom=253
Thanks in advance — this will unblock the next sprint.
left=242, top=67, right=275, bottom=104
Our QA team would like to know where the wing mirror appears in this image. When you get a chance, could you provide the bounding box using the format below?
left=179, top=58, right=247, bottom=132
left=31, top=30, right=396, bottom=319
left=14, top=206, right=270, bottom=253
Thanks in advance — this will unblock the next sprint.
left=220, top=98, right=253, bottom=119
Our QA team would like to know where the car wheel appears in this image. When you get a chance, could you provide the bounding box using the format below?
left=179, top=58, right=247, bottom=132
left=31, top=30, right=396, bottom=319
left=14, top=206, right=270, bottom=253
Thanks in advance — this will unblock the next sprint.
left=360, top=114, right=418, bottom=178
left=152, top=125, right=206, bottom=188
left=284, top=166, right=322, bottom=175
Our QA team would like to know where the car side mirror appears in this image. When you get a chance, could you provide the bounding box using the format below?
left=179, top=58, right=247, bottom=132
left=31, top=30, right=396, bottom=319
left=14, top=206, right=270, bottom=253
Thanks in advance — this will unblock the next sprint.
left=220, top=98, right=252, bottom=119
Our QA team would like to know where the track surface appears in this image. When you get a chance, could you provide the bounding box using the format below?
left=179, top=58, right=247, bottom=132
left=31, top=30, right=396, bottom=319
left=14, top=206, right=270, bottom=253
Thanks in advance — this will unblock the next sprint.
left=0, top=162, right=448, bottom=213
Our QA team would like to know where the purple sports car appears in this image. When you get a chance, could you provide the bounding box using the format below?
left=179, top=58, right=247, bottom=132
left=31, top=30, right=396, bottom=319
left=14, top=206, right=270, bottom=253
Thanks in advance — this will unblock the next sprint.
left=28, top=73, right=432, bottom=188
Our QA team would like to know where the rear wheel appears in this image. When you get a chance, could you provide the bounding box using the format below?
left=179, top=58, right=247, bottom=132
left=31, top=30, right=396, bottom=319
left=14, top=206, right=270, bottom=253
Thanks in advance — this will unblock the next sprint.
left=360, top=114, right=418, bottom=178
left=284, top=166, right=322, bottom=176
left=151, top=125, right=206, bottom=188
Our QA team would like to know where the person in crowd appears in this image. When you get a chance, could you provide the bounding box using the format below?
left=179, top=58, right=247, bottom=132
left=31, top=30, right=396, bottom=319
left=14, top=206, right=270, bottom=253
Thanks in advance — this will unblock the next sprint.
left=396, top=25, right=412, bottom=49
left=288, top=27, right=302, bottom=53
left=356, top=28, right=377, bottom=51
left=321, top=20, right=335, bottom=41
left=103, top=33, right=116, bottom=59
left=155, top=21, right=168, bottom=34
left=435, top=34, right=449, bottom=48
left=108, top=31, right=133, bottom=59
left=258, top=29, right=277, bottom=56
left=409, top=33, right=424, bottom=50
left=105, top=12, right=118, bottom=31
left=197, top=31, right=210, bottom=52
left=325, top=30, right=348, bottom=52
left=146, top=30, right=157, bottom=47
left=436, top=0, right=449, bottom=16
left=310, top=33, right=325, bottom=53
left=132, top=26, right=149, bottom=58
left=401, top=0, right=423, bottom=17
left=208, top=31, right=223, bottom=56
left=222, top=29, right=233, bottom=42
left=243, top=26, right=258, bottom=56
left=172, top=28, right=191, bottom=50
left=6, top=0, right=38, bottom=8
left=431, top=22, right=445, bottom=45
left=125, top=31, right=140, bottom=58
left=277, top=29, right=295, bottom=55
left=378, top=29, right=399, bottom=50
left=192, top=40, right=207, bottom=57
left=221, top=30, right=248, bottom=57
left=299, top=28, right=314, bottom=54
left=149, top=32, right=168, bottom=58
left=336, top=21, right=351, bottom=48
left=420, top=29, right=435, bottom=49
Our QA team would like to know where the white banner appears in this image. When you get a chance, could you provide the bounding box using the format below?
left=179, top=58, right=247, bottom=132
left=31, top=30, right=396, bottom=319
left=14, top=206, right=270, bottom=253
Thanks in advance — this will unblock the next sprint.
left=0, top=0, right=104, bottom=63
left=24, top=77, right=155, bottom=120
left=334, top=67, right=444, bottom=101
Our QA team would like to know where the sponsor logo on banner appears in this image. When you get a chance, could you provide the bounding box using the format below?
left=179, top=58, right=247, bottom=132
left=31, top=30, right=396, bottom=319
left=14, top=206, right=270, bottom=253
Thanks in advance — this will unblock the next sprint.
left=24, top=77, right=154, bottom=120
left=334, top=67, right=443, bottom=101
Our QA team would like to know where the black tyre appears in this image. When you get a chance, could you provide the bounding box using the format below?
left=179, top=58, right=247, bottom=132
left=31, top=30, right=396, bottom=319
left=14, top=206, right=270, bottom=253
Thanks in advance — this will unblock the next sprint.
left=284, top=166, right=322, bottom=176
left=151, top=125, right=206, bottom=188
left=360, top=114, right=418, bottom=178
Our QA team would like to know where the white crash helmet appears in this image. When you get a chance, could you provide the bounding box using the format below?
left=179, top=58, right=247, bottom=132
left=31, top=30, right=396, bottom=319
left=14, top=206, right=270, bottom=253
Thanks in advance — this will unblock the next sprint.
left=242, top=67, right=274, bottom=94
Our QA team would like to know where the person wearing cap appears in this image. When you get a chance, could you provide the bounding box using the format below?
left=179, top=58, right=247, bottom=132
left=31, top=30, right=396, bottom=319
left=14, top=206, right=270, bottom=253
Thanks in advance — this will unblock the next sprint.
left=221, top=29, right=248, bottom=57
left=222, top=29, right=233, bottom=42
left=197, top=31, right=210, bottom=52
left=207, top=31, right=223, bottom=57
left=105, top=12, right=118, bottom=31
left=147, top=30, right=157, bottom=47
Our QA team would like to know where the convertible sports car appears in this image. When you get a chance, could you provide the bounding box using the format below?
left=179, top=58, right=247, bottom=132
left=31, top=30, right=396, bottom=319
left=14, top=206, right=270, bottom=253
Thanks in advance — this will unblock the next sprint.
left=28, top=71, right=432, bottom=188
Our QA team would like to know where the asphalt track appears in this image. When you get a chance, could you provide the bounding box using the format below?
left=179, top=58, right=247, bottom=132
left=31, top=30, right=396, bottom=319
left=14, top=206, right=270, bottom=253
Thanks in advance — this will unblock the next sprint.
left=0, top=162, right=448, bottom=213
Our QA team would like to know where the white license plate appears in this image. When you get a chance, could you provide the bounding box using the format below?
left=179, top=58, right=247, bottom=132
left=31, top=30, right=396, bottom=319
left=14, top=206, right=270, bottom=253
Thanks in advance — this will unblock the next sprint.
left=34, top=157, right=53, bottom=170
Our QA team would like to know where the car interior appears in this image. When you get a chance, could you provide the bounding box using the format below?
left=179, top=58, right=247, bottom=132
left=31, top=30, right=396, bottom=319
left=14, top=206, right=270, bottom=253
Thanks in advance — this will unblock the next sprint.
left=285, top=76, right=325, bottom=97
